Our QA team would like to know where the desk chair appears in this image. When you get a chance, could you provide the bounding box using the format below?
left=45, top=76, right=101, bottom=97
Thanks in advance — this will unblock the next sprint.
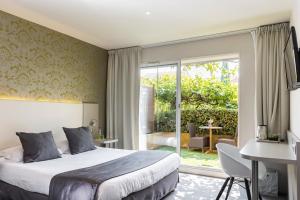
left=216, top=143, right=266, bottom=200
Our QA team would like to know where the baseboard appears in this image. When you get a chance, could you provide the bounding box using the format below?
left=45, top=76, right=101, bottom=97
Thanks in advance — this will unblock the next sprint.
left=179, top=165, right=227, bottom=179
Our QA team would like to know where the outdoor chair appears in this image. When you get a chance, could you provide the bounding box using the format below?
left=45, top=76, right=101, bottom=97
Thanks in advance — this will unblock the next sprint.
left=187, top=123, right=209, bottom=152
left=217, top=127, right=238, bottom=146
left=216, top=143, right=266, bottom=200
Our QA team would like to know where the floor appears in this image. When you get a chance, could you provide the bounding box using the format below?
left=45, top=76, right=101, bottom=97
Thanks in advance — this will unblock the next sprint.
left=164, top=173, right=285, bottom=200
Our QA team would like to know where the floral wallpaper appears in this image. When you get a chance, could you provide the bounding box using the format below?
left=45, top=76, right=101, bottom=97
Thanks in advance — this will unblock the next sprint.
left=0, top=10, right=108, bottom=103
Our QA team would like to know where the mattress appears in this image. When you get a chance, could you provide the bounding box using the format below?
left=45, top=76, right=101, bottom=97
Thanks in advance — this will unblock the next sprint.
left=0, top=147, right=180, bottom=200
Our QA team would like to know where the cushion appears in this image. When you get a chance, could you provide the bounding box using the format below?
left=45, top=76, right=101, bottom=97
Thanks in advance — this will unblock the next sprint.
left=0, top=146, right=23, bottom=162
left=16, top=131, right=61, bottom=163
left=63, top=127, right=96, bottom=154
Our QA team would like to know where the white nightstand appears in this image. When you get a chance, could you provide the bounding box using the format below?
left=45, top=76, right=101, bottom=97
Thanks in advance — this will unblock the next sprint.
left=94, top=138, right=118, bottom=148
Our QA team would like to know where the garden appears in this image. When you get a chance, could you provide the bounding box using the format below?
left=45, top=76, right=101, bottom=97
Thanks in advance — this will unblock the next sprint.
left=141, top=60, right=239, bottom=168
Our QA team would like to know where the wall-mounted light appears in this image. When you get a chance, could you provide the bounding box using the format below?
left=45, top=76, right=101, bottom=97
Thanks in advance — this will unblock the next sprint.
left=88, top=119, right=97, bottom=135
left=83, top=103, right=99, bottom=139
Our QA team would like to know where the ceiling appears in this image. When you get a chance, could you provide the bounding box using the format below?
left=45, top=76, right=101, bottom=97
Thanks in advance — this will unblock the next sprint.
left=0, top=0, right=292, bottom=49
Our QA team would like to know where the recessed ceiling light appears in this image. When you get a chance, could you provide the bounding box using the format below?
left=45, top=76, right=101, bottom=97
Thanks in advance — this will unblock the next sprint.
left=145, top=11, right=151, bottom=15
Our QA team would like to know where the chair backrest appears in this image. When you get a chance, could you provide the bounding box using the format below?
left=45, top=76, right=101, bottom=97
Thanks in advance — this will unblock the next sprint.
left=216, top=143, right=251, bottom=178
left=187, top=123, right=197, bottom=137
left=216, top=143, right=267, bottom=179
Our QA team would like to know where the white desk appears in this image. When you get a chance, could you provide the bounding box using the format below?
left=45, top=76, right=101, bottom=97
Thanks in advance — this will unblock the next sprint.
left=240, top=139, right=296, bottom=200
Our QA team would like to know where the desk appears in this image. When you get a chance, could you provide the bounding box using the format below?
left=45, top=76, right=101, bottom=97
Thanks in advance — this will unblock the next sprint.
left=240, top=139, right=296, bottom=200
left=199, top=126, right=222, bottom=153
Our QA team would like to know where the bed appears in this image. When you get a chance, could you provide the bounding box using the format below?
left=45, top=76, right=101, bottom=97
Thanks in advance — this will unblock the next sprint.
left=0, top=100, right=180, bottom=200
left=0, top=147, right=180, bottom=200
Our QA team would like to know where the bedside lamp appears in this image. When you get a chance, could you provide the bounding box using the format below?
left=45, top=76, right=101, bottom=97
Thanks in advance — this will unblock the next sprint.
left=88, top=119, right=97, bottom=136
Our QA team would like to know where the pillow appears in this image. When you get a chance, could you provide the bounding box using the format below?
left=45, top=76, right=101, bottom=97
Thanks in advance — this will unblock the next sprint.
left=16, top=131, right=61, bottom=163
left=56, top=140, right=70, bottom=154
left=0, top=146, right=23, bottom=162
left=63, top=127, right=96, bottom=154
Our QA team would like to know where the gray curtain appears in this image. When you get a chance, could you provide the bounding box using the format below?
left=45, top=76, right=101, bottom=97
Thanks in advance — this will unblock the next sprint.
left=107, top=47, right=141, bottom=149
left=252, top=23, right=290, bottom=139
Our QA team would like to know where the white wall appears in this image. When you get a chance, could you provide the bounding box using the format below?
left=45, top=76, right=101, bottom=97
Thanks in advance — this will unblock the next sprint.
left=290, top=0, right=300, bottom=139
left=291, top=0, right=300, bottom=38
left=142, top=33, right=256, bottom=147
left=288, top=1, right=300, bottom=199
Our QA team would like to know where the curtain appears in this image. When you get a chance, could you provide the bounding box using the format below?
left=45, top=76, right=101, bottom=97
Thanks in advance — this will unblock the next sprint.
left=252, top=23, right=290, bottom=139
left=106, top=47, right=141, bottom=149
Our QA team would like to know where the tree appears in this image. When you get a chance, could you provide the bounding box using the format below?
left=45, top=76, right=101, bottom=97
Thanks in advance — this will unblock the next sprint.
left=141, top=60, right=239, bottom=111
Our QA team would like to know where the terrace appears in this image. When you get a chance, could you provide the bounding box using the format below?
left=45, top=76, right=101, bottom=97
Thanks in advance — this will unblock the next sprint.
left=147, top=132, right=221, bottom=169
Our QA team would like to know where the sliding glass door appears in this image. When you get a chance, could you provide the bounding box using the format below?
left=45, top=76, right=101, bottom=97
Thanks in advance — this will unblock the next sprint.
left=139, top=62, right=181, bottom=154
left=140, top=56, right=239, bottom=176
left=180, top=56, right=239, bottom=170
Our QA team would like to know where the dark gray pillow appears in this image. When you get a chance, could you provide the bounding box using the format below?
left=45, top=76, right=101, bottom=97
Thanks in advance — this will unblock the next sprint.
left=16, top=131, right=61, bottom=163
left=63, top=127, right=96, bottom=154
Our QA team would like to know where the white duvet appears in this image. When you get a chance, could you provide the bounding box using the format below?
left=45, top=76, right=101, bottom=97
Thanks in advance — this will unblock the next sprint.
left=0, top=147, right=180, bottom=200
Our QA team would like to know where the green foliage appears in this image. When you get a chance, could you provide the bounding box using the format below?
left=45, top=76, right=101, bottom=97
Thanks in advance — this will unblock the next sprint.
left=141, top=60, right=239, bottom=136
left=181, top=76, right=238, bottom=109
left=155, top=108, right=238, bottom=136
left=142, top=74, right=238, bottom=110
left=142, top=74, right=177, bottom=110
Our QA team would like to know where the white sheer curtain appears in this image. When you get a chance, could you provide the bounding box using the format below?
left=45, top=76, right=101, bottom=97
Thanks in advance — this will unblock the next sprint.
left=106, top=47, right=141, bottom=149
left=252, top=23, right=290, bottom=139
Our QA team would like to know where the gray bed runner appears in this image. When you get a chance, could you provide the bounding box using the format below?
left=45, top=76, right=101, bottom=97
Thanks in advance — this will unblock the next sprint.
left=49, top=150, right=172, bottom=200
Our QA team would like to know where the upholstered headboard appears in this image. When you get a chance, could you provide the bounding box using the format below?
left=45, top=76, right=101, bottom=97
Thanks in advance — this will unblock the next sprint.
left=0, top=100, right=83, bottom=149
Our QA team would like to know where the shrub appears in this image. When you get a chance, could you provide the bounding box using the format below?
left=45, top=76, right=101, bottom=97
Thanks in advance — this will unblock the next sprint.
left=142, top=74, right=238, bottom=110
left=142, top=62, right=239, bottom=137
left=155, top=107, right=238, bottom=136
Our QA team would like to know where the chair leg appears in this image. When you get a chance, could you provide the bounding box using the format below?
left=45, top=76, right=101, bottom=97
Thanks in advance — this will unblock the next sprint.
left=244, top=178, right=251, bottom=200
left=216, top=177, right=230, bottom=200
left=259, top=193, right=263, bottom=200
left=225, top=177, right=234, bottom=200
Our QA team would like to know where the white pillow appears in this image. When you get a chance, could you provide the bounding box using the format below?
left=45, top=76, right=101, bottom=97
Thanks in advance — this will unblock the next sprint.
left=0, top=146, right=23, bottom=162
left=56, top=140, right=70, bottom=154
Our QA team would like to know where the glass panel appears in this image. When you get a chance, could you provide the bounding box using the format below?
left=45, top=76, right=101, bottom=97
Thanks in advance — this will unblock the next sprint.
left=139, top=64, right=178, bottom=153
left=180, top=58, right=239, bottom=170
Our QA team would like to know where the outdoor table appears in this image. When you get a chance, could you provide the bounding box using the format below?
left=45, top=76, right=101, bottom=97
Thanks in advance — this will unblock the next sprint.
left=199, top=126, right=222, bottom=153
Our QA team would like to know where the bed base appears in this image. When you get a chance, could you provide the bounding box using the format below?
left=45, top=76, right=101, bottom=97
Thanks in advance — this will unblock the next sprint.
left=0, top=169, right=179, bottom=200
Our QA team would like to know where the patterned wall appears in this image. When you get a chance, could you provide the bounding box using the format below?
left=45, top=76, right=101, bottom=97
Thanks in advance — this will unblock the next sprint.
left=0, top=10, right=108, bottom=103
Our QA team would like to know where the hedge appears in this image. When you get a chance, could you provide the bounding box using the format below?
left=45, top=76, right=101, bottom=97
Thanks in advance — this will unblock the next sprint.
left=155, top=108, right=238, bottom=136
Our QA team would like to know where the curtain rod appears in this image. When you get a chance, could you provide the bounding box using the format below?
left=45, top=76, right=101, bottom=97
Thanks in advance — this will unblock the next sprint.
left=259, top=21, right=289, bottom=28
left=108, top=45, right=140, bottom=51
left=142, top=21, right=290, bottom=49
left=110, top=21, right=289, bottom=50
left=141, top=27, right=256, bottom=48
